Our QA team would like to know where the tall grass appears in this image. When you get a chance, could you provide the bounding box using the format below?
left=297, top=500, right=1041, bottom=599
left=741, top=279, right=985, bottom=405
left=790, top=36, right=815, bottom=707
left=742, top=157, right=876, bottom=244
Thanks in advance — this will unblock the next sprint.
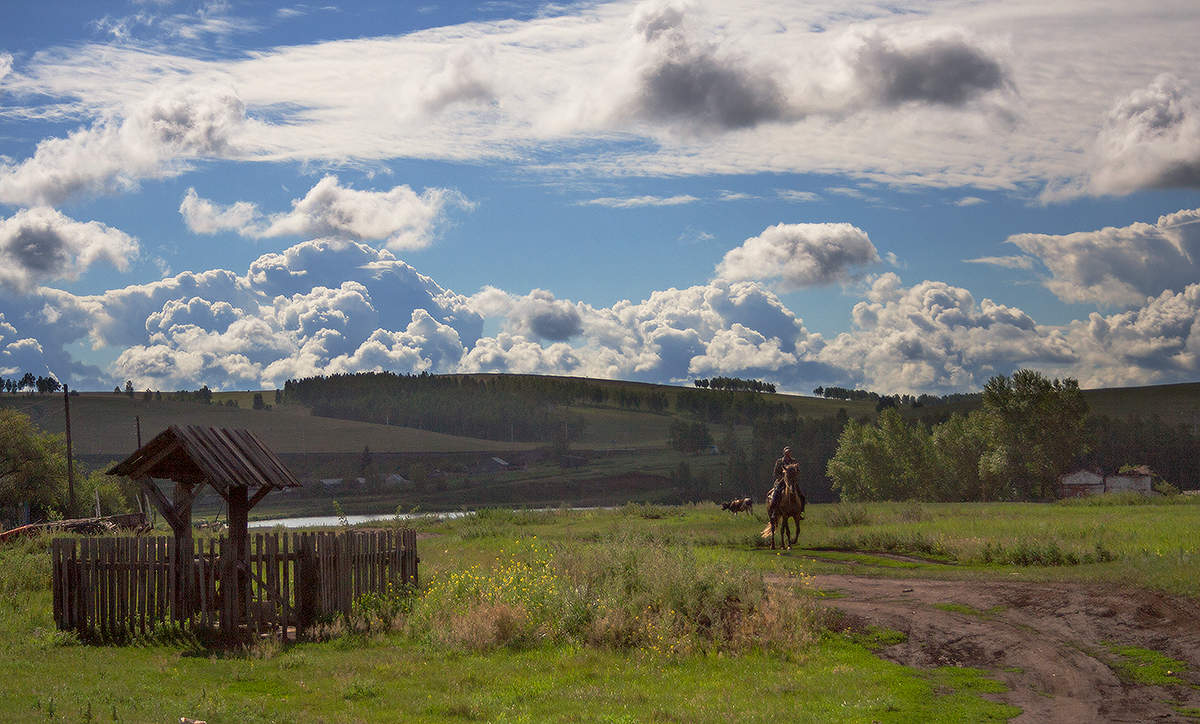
left=405, top=536, right=822, bottom=655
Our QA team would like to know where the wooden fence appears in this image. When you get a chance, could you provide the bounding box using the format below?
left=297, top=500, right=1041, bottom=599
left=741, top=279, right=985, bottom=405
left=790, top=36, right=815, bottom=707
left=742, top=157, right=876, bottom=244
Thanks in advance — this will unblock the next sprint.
left=51, top=529, right=417, bottom=640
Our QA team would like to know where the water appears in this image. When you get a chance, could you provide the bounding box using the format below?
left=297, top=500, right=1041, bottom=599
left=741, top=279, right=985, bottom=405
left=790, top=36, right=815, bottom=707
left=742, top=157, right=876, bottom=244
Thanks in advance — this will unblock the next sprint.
left=247, top=505, right=612, bottom=529
left=248, top=511, right=468, bottom=529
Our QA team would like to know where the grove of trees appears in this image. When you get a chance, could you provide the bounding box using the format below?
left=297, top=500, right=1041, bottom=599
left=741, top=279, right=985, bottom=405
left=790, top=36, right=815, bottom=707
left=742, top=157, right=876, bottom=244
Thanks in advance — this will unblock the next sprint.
left=0, top=409, right=132, bottom=526
left=827, top=370, right=1092, bottom=501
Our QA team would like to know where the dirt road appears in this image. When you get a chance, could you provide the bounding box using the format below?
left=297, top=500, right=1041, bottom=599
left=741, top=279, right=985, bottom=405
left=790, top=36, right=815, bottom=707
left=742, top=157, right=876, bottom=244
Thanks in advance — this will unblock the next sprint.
left=799, top=572, right=1200, bottom=722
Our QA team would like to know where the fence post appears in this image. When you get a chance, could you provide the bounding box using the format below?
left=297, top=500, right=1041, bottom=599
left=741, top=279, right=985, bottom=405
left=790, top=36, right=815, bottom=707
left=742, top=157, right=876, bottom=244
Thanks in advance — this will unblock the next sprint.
left=297, top=534, right=316, bottom=636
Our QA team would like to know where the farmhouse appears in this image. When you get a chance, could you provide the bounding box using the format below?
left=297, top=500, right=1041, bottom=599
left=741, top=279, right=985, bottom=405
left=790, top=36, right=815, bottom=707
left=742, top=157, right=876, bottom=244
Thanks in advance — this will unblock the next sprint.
left=1059, top=466, right=1154, bottom=497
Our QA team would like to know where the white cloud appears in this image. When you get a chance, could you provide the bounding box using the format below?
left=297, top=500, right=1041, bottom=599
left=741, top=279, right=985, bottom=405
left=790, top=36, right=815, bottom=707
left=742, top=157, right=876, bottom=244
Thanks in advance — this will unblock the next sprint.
left=9, top=232, right=1200, bottom=393
left=1062, top=284, right=1200, bottom=388
left=955, top=196, right=985, bottom=206
left=183, top=175, right=471, bottom=249
left=4, top=0, right=1138, bottom=190
left=179, top=187, right=261, bottom=234
left=718, top=191, right=756, bottom=201
left=715, top=222, right=881, bottom=289
left=470, top=288, right=584, bottom=342
left=579, top=194, right=699, bottom=208
left=0, top=87, right=252, bottom=206
left=1089, top=74, right=1200, bottom=195
left=816, top=273, right=1073, bottom=393
left=777, top=190, right=820, bottom=203
left=963, top=255, right=1033, bottom=270
left=1007, top=207, right=1200, bottom=306
left=0, top=53, right=12, bottom=83
left=0, top=208, right=139, bottom=293
left=95, top=238, right=483, bottom=389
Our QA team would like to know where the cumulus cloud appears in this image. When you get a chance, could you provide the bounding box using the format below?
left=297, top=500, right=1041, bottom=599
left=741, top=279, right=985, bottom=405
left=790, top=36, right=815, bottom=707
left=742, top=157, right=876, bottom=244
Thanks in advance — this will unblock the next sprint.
left=0, top=208, right=138, bottom=293
left=715, top=222, right=881, bottom=289
left=179, top=188, right=261, bottom=234
left=0, top=313, right=52, bottom=377
left=1089, top=74, right=1200, bottom=195
left=0, top=53, right=12, bottom=82
left=11, top=232, right=1200, bottom=394
left=459, top=333, right=583, bottom=375
left=1007, top=207, right=1200, bottom=306
left=579, top=194, right=699, bottom=208
left=816, top=273, right=1073, bottom=393
left=0, top=88, right=251, bottom=206
left=96, top=238, right=484, bottom=389
left=1062, top=283, right=1200, bottom=388
left=470, top=287, right=583, bottom=342
left=182, top=175, right=470, bottom=250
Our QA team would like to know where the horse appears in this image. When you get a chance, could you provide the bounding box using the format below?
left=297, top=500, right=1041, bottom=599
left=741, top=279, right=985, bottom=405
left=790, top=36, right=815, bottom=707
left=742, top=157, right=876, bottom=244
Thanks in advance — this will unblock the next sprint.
left=761, top=463, right=804, bottom=550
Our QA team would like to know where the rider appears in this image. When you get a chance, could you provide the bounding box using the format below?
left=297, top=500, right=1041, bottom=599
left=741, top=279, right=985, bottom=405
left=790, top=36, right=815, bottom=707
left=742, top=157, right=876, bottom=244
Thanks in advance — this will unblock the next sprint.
left=770, top=446, right=805, bottom=518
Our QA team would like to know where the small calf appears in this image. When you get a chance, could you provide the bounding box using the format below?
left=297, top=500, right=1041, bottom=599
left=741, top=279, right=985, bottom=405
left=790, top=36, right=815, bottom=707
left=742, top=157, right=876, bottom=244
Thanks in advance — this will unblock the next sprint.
left=722, top=497, right=753, bottom=514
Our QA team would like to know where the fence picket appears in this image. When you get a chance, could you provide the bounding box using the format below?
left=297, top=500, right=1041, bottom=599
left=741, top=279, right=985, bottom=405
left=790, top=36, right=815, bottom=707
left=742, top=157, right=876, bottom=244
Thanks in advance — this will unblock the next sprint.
left=49, top=529, right=416, bottom=641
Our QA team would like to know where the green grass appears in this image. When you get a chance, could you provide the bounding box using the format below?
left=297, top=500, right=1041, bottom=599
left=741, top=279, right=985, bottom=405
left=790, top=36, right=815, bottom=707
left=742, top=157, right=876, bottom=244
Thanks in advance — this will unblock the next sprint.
left=7, top=500, right=1200, bottom=722
left=1105, top=645, right=1189, bottom=686
left=772, top=498, right=1200, bottom=597
left=0, top=506, right=1027, bottom=723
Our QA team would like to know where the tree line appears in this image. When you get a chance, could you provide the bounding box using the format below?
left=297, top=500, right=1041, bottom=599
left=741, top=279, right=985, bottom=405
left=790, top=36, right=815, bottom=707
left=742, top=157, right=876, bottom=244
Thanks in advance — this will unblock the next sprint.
left=2, top=373, right=63, bottom=394
left=825, top=370, right=1197, bottom=501
left=693, top=376, right=776, bottom=393
left=814, top=384, right=980, bottom=409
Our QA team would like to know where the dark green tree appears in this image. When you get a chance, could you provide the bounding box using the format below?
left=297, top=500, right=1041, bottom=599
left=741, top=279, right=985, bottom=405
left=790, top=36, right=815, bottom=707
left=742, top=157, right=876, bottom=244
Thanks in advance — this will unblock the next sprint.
left=979, top=370, right=1088, bottom=499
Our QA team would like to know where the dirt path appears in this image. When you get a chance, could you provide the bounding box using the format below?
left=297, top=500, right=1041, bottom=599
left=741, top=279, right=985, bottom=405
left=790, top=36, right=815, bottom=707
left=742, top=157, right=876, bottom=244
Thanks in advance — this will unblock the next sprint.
left=792, top=573, right=1200, bottom=722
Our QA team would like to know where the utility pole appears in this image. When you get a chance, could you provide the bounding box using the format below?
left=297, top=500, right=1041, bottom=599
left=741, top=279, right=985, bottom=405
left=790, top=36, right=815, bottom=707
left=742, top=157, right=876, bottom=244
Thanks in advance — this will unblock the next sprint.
left=63, top=384, right=75, bottom=514
left=136, top=415, right=142, bottom=448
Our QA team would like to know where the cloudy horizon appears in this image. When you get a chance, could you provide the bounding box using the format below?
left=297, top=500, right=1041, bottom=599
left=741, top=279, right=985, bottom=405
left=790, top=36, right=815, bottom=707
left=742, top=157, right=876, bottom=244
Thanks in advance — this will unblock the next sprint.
left=2, top=0, right=1199, bottom=395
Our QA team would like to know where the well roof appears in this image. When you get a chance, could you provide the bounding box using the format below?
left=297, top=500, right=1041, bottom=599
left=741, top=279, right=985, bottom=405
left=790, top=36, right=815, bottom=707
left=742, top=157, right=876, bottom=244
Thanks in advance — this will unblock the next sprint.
left=107, top=425, right=302, bottom=495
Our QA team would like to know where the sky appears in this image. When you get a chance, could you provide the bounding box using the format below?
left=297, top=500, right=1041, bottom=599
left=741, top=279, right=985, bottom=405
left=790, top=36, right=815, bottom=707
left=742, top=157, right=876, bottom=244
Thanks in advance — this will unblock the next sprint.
left=1, top=0, right=1200, bottom=395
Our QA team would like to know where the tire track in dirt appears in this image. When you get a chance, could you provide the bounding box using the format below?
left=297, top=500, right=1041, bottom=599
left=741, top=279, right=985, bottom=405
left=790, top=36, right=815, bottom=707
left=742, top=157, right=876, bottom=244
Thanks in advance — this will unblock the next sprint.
left=781, top=573, right=1200, bottom=722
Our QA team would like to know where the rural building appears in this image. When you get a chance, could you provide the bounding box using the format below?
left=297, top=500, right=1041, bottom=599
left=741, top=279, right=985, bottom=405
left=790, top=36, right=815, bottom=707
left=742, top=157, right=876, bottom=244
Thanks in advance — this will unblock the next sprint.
left=1059, top=467, right=1154, bottom=497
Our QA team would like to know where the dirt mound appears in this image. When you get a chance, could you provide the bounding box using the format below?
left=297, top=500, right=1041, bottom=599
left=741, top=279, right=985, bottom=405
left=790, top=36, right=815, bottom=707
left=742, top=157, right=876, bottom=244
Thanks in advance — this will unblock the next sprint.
left=790, top=574, right=1200, bottom=722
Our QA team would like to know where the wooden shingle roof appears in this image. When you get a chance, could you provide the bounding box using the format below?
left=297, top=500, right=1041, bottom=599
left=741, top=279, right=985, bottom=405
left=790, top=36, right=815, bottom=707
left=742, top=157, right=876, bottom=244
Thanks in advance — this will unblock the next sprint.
left=107, top=425, right=302, bottom=495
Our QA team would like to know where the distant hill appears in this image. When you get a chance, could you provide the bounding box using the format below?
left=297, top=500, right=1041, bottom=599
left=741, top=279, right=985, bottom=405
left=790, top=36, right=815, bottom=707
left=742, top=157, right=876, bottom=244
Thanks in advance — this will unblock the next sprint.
left=5, top=376, right=1196, bottom=458
left=0, top=393, right=539, bottom=456
left=1081, top=381, right=1200, bottom=427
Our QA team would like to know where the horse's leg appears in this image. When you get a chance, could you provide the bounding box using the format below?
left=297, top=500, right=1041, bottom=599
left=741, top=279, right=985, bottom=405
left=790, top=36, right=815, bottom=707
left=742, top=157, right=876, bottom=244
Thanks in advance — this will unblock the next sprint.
left=780, top=518, right=790, bottom=550
left=788, top=512, right=801, bottom=545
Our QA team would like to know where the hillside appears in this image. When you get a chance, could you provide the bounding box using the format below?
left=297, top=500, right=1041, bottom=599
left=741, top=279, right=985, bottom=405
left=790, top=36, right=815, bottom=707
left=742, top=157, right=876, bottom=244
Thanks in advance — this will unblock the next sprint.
left=0, top=393, right=540, bottom=456
left=1081, top=381, right=1200, bottom=426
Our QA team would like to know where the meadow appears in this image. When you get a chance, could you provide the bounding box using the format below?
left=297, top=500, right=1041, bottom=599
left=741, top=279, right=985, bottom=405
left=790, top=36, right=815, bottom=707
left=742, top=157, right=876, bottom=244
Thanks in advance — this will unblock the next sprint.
left=2, top=497, right=1198, bottom=722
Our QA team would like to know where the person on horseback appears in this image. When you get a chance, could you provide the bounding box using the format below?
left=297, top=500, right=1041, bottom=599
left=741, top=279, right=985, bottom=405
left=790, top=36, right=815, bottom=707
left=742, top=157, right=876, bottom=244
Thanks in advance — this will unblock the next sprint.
left=769, top=446, right=804, bottom=518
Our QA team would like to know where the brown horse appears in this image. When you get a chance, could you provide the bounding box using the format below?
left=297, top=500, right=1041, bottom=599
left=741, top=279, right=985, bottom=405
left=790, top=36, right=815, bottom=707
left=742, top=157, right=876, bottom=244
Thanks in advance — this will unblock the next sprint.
left=761, top=463, right=804, bottom=550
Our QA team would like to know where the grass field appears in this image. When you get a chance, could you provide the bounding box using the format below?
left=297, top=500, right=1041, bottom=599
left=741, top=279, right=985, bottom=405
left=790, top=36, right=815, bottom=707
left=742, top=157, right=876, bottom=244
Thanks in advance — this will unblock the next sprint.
left=4, top=498, right=1198, bottom=722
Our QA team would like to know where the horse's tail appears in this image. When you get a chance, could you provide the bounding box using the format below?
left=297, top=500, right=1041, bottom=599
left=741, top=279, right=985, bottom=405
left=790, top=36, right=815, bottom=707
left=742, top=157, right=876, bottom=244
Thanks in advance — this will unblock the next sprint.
left=760, top=521, right=773, bottom=539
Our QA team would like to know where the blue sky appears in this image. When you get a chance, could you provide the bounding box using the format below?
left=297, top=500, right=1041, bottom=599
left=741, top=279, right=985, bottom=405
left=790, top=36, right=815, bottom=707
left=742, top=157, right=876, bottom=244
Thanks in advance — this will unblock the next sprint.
left=2, top=0, right=1200, bottom=394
